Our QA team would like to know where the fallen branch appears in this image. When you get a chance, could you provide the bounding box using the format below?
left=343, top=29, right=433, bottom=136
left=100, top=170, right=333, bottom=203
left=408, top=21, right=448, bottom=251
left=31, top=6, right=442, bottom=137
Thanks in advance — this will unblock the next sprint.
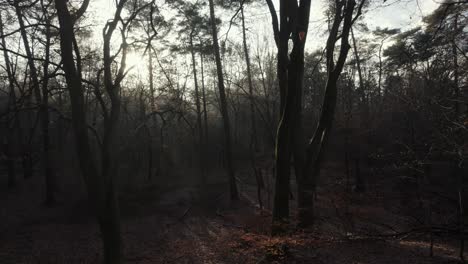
left=166, top=205, right=192, bottom=228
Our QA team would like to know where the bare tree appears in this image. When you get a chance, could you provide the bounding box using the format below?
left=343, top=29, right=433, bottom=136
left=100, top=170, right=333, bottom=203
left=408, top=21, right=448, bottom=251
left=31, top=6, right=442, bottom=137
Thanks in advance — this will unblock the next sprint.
left=53, top=0, right=149, bottom=262
left=208, top=0, right=239, bottom=200
left=267, top=0, right=365, bottom=231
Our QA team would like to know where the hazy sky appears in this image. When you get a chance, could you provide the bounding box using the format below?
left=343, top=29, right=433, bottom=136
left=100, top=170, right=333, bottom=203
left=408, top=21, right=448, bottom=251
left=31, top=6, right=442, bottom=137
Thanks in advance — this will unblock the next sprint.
left=87, top=0, right=439, bottom=44
left=82, top=0, right=440, bottom=77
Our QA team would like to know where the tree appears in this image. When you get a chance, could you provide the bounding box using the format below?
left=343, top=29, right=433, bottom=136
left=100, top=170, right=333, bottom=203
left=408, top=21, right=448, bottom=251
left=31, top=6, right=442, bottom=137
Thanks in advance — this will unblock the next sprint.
left=39, top=0, right=55, bottom=205
left=372, top=27, right=400, bottom=97
left=0, top=9, right=17, bottom=189
left=53, top=0, right=123, bottom=261
left=170, top=0, right=211, bottom=184
left=266, top=0, right=365, bottom=231
left=4, top=0, right=57, bottom=202
left=54, top=0, right=150, bottom=262
left=208, top=0, right=239, bottom=200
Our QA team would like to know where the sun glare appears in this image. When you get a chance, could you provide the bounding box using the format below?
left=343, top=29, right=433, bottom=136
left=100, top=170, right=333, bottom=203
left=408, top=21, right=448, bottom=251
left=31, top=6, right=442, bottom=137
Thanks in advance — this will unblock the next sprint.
left=125, top=51, right=149, bottom=79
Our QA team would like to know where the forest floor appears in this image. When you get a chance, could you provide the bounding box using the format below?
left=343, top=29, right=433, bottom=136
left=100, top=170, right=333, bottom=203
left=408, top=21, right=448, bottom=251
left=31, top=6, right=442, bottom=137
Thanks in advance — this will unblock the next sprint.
left=0, top=163, right=465, bottom=263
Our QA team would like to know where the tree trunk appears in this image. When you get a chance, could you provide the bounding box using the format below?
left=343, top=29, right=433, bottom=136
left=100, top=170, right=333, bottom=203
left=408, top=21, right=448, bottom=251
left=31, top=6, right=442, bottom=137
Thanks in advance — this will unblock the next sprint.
left=272, top=0, right=293, bottom=229
left=190, top=34, right=205, bottom=185
left=351, top=27, right=369, bottom=127
left=13, top=2, right=42, bottom=103
left=378, top=39, right=384, bottom=98
left=350, top=27, right=366, bottom=193
left=42, top=11, right=55, bottom=206
left=0, top=11, right=17, bottom=189
left=54, top=1, right=122, bottom=263
left=148, top=46, right=158, bottom=179
left=208, top=0, right=239, bottom=200
left=241, top=5, right=261, bottom=199
left=273, top=0, right=312, bottom=232
left=452, top=13, right=459, bottom=116
left=297, top=0, right=358, bottom=228
left=200, top=53, right=209, bottom=148
left=13, top=3, right=39, bottom=180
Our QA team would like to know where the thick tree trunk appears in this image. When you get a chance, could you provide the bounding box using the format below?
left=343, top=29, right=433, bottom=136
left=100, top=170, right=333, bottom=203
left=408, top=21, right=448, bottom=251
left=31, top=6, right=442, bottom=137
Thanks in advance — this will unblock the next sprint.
left=272, top=0, right=293, bottom=229
left=289, top=1, right=312, bottom=223
left=54, top=1, right=122, bottom=263
left=273, top=0, right=312, bottom=232
left=208, top=0, right=239, bottom=200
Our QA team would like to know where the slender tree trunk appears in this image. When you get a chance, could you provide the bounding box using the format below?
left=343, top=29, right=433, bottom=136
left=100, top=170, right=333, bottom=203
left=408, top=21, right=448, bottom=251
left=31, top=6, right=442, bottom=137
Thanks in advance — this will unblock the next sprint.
left=241, top=6, right=257, bottom=152
left=378, top=39, right=384, bottom=98
left=452, top=13, right=459, bottom=116
left=13, top=2, right=42, bottom=103
left=200, top=53, right=209, bottom=147
left=190, top=34, right=205, bottom=184
left=351, top=27, right=368, bottom=127
left=100, top=1, right=131, bottom=261
left=13, top=3, right=38, bottom=179
left=200, top=53, right=209, bottom=178
left=148, top=46, right=158, bottom=179
left=297, top=0, right=358, bottom=227
left=241, top=6, right=262, bottom=199
left=1, top=11, right=18, bottom=189
left=208, top=0, right=239, bottom=200
left=256, top=54, right=276, bottom=146
left=56, top=91, right=66, bottom=177
left=350, top=27, right=366, bottom=192
left=41, top=11, right=55, bottom=206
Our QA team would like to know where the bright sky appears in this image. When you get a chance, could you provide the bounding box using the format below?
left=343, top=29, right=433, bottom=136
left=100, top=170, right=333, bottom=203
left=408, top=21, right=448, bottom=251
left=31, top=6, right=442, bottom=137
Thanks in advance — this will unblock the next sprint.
left=83, top=0, right=440, bottom=78
left=88, top=0, right=440, bottom=40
